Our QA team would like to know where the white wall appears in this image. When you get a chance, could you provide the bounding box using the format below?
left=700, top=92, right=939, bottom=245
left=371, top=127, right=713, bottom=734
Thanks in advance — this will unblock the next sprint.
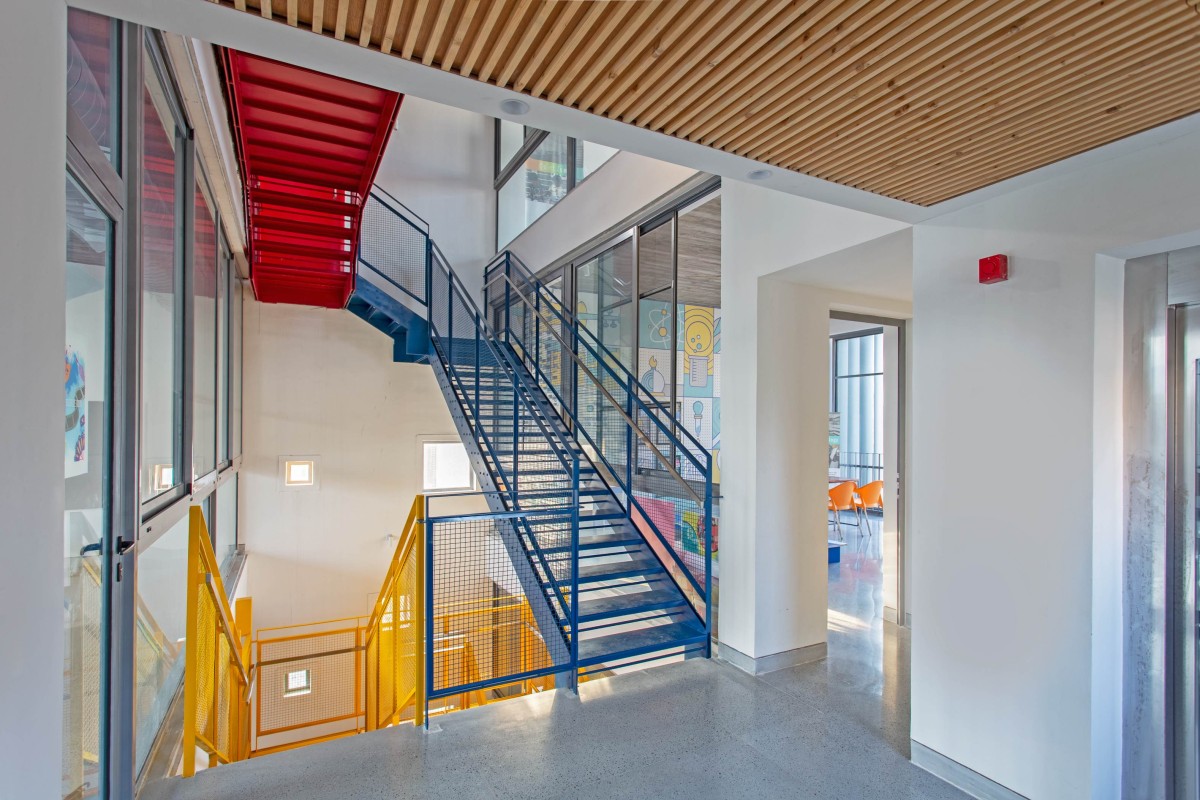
left=506, top=151, right=699, bottom=272
left=240, top=298, right=483, bottom=632
left=374, top=96, right=494, bottom=303
left=0, top=1, right=66, bottom=796
left=909, top=127, right=1200, bottom=800
left=720, top=180, right=909, bottom=664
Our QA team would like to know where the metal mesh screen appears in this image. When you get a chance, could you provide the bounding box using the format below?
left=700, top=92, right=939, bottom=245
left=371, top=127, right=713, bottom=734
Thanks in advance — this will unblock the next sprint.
left=428, top=515, right=569, bottom=698
left=365, top=533, right=421, bottom=729
left=257, top=629, right=362, bottom=737
left=359, top=194, right=427, bottom=301
left=194, top=586, right=218, bottom=743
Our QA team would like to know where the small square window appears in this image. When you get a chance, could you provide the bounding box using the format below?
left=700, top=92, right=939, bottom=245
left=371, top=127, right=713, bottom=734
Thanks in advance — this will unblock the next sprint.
left=423, top=441, right=475, bottom=493
left=280, top=457, right=317, bottom=489
left=151, top=464, right=174, bottom=492
left=284, top=669, right=311, bottom=697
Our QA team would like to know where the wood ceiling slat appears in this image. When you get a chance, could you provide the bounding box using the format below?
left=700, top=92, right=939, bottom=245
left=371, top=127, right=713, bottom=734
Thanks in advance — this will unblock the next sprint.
left=400, top=0, right=433, bottom=59
left=556, top=1, right=662, bottom=107
left=638, top=0, right=821, bottom=131
left=213, top=0, right=1200, bottom=206
left=615, top=0, right=782, bottom=124
left=457, top=0, right=506, bottom=79
left=477, top=0, right=533, bottom=86
left=807, top=0, right=1182, bottom=187
left=421, top=0, right=456, bottom=65
left=589, top=0, right=718, bottom=117
left=528, top=2, right=607, bottom=99
left=878, top=45, right=1200, bottom=200
left=493, top=1, right=559, bottom=89
left=724, top=0, right=989, bottom=155
left=562, top=1, right=671, bottom=110
left=439, top=0, right=477, bottom=71
left=378, top=0, right=405, bottom=54
left=770, top=0, right=1147, bottom=171
left=653, top=0, right=836, bottom=136
left=680, top=0, right=881, bottom=144
left=908, top=76, right=1200, bottom=204
left=357, top=0, right=379, bottom=46
left=541, top=1, right=640, bottom=105
left=512, top=2, right=586, bottom=93
left=334, top=0, right=349, bottom=40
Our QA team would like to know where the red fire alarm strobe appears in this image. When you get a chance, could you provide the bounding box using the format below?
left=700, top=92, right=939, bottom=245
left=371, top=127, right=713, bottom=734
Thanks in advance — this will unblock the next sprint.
left=979, top=254, right=1009, bottom=284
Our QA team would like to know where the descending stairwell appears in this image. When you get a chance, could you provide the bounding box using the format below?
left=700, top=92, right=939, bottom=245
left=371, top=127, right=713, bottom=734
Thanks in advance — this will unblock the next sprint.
left=348, top=189, right=713, bottom=695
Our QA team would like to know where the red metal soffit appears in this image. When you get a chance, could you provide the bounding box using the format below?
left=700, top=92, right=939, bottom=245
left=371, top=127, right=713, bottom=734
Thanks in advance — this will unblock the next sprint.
left=219, top=49, right=402, bottom=309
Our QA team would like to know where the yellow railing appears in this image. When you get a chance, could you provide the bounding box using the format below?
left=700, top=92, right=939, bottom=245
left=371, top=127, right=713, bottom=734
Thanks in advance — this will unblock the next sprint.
left=365, top=495, right=426, bottom=730
left=183, top=507, right=253, bottom=777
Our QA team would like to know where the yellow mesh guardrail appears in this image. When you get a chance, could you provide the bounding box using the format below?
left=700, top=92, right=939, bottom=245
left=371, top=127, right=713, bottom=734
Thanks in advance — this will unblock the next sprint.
left=183, top=507, right=252, bottom=777
left=365, top=496, right=425, bottom=730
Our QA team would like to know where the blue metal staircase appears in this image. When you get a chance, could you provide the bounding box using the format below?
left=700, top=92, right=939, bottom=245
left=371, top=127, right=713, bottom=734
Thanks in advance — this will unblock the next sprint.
left=349, top=189, right=712, bottom=683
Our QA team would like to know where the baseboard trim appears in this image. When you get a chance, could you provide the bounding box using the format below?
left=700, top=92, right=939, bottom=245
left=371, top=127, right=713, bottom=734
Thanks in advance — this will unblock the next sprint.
left=716, top=641, right=827, bottom=675
left=911, top=741, right=1029, bottom=800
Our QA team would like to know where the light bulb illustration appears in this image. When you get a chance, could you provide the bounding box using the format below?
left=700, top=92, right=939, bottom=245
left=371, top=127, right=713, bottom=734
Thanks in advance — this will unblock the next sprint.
left=693, top=400, right=704, bottom=436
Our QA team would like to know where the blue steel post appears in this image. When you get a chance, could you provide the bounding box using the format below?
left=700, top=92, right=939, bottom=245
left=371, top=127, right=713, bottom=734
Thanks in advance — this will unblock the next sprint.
left=704, top=451, right=713, bottom=657
left=570, top=455, right=581, bottom=688
left=534, top=285, right=541, bottom=377
left=423, top=498, right=434, bottom=729
left=511, top=365, right=520, bottom=506
left=625, top=375, right=634, bottom=497
left=473, top=309, right=480, bottom=418
left=503, top=255, right=511, bottom=348
left=424, top=236, right=432, bottom=313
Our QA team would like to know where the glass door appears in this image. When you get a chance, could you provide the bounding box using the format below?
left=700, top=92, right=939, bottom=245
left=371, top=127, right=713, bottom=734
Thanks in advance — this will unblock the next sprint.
left=63, top=172, right=114, bottom=800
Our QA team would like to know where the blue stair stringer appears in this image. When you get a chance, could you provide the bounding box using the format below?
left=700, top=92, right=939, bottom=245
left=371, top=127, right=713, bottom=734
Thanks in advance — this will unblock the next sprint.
left=351, top=190, right=711, bottom=687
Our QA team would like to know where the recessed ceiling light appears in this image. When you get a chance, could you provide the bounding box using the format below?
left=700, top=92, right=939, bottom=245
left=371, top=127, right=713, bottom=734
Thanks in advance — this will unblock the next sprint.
left=746, top=168, right=773, bottom=181
left=500, top=98, right=530, bottom=116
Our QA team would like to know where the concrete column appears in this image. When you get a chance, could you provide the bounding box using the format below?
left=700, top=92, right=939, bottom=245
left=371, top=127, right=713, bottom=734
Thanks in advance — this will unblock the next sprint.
left=0, top=0, right=68, bottom=796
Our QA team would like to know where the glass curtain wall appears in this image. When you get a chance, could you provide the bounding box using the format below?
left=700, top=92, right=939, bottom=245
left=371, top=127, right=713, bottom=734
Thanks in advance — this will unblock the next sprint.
left=62, top=12, right=248, bottom=794
left=551, top=187, right=722, bottom=489
left=495, top=123, right=618, bottom=249
left=830, top=331, right=885, bottom=486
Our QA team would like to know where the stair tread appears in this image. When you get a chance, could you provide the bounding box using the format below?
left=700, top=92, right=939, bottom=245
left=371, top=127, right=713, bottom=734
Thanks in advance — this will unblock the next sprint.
left=578, top=621, right=706, bottom=665
left=578, top=588, right=688, bottom=622
left=566, top=556, right=662, bottom=584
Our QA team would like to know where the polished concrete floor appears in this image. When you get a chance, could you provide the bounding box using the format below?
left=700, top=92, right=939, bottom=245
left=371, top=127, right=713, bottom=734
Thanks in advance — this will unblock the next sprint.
left=153, top=528, right=965, bottom=800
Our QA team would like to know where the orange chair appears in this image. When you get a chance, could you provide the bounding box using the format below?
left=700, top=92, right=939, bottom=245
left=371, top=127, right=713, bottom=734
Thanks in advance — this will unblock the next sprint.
left=853, top=480, right=884, bottom=538
left=828, top=481, right=860, bottom=540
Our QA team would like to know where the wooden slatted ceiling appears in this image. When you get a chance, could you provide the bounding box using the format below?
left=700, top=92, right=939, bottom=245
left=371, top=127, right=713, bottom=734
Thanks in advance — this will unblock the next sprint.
left=213, top=0, right=1200, bottom=206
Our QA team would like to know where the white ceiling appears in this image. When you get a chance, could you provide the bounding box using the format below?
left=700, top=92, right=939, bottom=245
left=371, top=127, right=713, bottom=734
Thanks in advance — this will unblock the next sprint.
left=779, top=228, right=913, bottom=304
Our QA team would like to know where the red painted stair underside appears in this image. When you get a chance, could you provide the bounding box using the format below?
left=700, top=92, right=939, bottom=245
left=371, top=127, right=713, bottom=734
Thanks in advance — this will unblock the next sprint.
left=220, top=49, right=402, bottom=308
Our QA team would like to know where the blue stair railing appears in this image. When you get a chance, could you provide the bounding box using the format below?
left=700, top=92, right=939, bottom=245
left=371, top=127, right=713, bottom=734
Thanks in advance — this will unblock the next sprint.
left=483, top=254, right=714, bottom=640
left=352, top=189, right=713, bottom=711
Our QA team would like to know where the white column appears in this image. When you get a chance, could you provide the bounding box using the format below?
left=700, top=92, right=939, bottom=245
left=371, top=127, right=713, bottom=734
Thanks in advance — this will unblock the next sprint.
left=0, top=0, right=67, bottom=795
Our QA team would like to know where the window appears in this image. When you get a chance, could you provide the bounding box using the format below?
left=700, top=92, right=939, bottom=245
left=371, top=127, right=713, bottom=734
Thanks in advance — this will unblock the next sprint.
left=283, top=458, right=316, bottom=488
left=423, top=441, right=475, bottom=492
left=67, top=9, right=121, bottom=170
left=140, top=52, right=184, bottom=503
left=830, top=330, right=884, bottom=487
left=284, top=669, right=312, bottom=697
left=192, top=174, right=218, bottom=480
left=494, top=123, right=620, bottom=249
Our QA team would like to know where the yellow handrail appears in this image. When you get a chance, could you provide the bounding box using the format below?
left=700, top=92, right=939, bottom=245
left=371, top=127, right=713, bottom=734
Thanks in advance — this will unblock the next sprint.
left=364, top=495, right=426, bottom=730
left=183, top=507, right=253, bottom=777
